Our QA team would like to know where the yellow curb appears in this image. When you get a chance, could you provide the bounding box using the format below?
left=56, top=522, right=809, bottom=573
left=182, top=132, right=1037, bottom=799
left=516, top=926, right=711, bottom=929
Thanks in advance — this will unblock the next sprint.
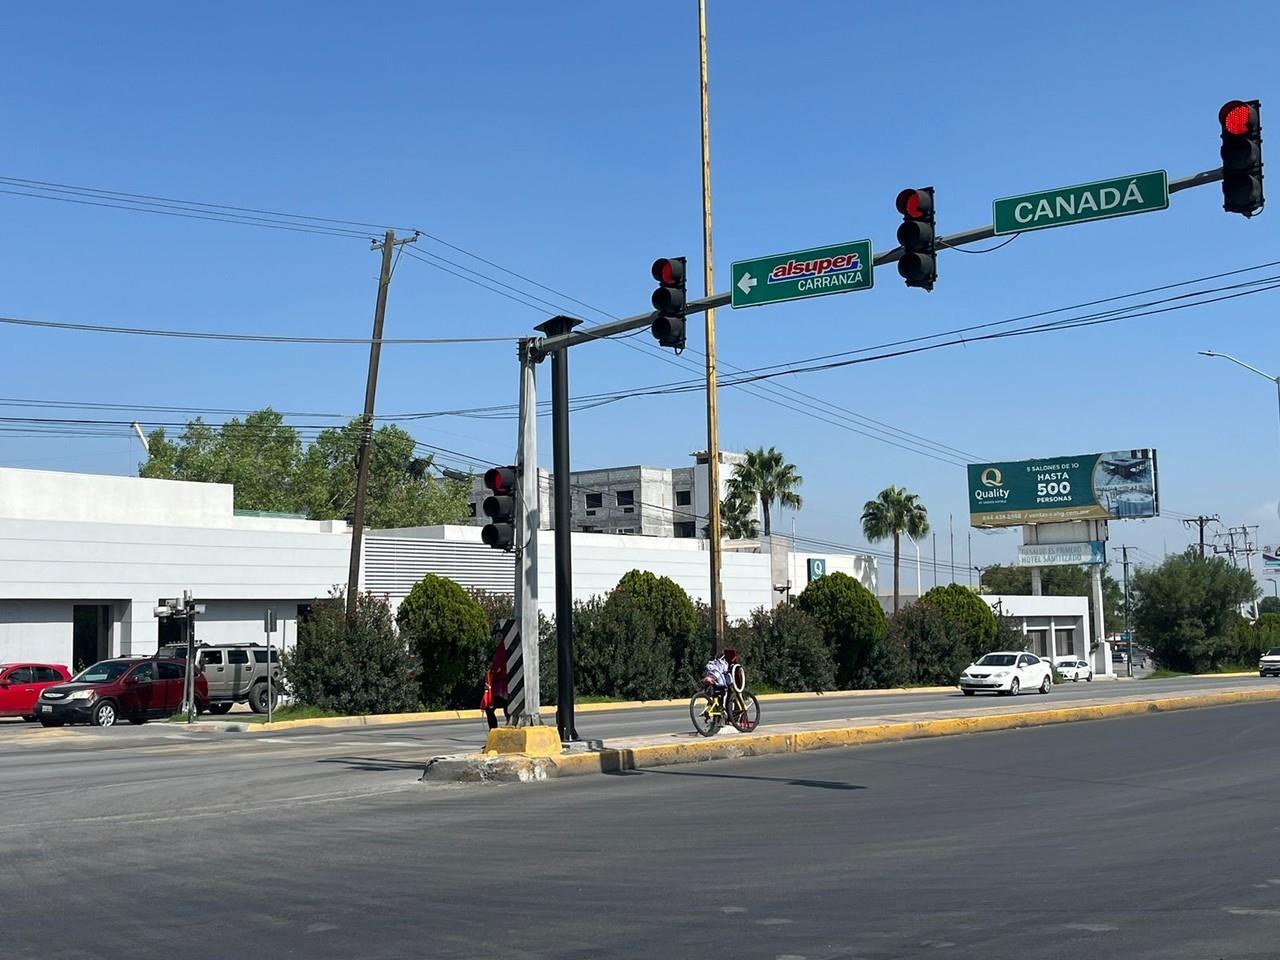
left=533, top=686, right=1280, bottom=778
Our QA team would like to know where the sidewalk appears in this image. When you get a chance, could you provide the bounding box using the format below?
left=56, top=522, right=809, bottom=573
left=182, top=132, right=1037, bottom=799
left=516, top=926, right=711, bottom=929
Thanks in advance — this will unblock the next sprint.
left=422, top=680, right=1280, bottom=784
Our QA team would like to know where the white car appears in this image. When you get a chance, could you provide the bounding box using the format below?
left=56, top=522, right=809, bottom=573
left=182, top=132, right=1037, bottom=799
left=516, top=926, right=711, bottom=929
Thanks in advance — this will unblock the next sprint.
left=960, top=652, right=1053, bottom=696
left=1054, top=657, right=1093, bottom=682
left=1260, top=647, right=1280, bottom=678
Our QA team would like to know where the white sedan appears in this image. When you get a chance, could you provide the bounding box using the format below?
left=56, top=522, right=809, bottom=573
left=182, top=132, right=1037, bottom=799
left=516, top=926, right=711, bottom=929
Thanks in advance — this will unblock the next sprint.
left=960, top=652, right=1053, bottom=696
left=1054, top=657, right=1093, bottom=682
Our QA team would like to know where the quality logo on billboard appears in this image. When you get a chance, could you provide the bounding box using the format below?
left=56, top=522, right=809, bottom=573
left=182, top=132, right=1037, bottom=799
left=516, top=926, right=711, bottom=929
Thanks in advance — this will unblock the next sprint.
left=974, top=467, right=1010, bottom=504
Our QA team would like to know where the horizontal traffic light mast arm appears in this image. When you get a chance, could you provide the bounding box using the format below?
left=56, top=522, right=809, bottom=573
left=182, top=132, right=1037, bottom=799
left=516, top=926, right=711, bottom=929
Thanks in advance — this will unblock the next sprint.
left=530, top=165, right=1225, bottom=357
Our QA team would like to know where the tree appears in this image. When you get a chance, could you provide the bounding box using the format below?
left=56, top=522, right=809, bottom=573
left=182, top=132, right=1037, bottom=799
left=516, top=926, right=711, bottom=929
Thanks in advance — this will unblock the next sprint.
left=141, top=409, right=470, bottom=527
left=725, top=447, right=802, bottom=538
left=1131, top=550, right=1257, bottom=673
left=861, top=486, right=930, bottom=614
left=396, top=574, right=492, bottom=709
left=720, top=493, right=760, bottom=540
left=282, top=590, right=420, bottom=715
left=1260, top=596, right=1280, bottom=616
left=732, top=605, right=836, bottom=693
left=888, top=603, right=973, bottom=686
left=610, top=570, right=701, bottom=694
left=917, top=583, right=998, bottom=655
left=795, top=571, right=891, bottom=688
left=978, top=563, right=1125, bottom=634
left=572, top=593, right=673, bottom=701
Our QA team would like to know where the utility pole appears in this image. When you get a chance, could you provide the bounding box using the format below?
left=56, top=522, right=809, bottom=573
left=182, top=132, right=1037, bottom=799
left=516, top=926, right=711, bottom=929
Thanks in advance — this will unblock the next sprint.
left=1120, top=545, right=1133, bottom=678
left=697, top=0, right=725, bottom=654
left=932, top=531, right=938, bottom=588
left=949, top=513, right=955, bottom=585
left=346, top=230, right=416, bottom=619
left=1183, top=514, right=1219, bottom=558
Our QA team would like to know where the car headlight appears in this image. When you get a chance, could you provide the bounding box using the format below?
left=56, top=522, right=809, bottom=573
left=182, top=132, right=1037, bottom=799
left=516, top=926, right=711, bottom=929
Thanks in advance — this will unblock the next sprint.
left=66, top=689, right=96, bottom=701
left=991, top=671, right=1009, bottom=679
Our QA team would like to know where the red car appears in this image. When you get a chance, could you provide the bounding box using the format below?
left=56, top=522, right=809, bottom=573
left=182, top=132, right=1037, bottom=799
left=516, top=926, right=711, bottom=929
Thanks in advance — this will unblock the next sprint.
left=0, top=663, right=72, bottom=721
left=37, top=658, right=208, bottom=728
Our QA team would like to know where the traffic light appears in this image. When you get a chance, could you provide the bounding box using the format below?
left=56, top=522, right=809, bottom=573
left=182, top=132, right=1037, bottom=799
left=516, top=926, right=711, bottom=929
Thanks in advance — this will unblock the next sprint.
left=481, top=466, right=517, bottom=550
left=1219, top=99, right=1263, bottom=217
left=896, top=187, right=936, bottom=291
left=650, top=256, right=687, bottom=350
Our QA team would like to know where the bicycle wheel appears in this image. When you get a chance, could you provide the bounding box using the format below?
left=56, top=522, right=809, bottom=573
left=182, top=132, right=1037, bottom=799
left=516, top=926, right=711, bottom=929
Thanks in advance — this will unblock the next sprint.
left=729, top=691, right=761, bottom=733
left=689, top=690, right=722, bottom=737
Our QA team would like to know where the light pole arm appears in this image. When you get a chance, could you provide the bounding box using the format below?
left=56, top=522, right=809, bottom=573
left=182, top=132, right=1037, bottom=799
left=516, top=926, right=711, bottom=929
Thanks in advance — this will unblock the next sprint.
left=1200, top=350, right=1279, bottom=384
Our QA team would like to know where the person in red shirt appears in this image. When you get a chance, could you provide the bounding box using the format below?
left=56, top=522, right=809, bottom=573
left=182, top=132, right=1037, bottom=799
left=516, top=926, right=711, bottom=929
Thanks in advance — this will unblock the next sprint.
left=480, top=631, right=509, bottom=730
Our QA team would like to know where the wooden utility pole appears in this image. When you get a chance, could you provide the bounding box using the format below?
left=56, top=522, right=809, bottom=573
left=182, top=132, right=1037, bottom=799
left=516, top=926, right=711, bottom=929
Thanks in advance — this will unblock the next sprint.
left=346, top=230, right=409, bottom=619
left=1182, top=514, right=1219, bottom=558
left=698, top=0, right=725, bottom=654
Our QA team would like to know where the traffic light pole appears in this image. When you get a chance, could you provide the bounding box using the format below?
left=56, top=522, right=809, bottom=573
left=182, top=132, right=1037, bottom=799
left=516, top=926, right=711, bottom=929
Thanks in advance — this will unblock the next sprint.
left=532, top=166, right=1227, bottom=355
left=535, top=315, right=581, bottom=743
left=513, top=339, right=542, bottom=725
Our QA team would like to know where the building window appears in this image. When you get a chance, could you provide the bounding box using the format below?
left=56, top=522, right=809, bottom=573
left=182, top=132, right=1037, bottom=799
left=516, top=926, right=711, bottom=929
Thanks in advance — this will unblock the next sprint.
left=1055, top=628, right=1076, bottom=655
left=674, top=521, right=696, bottom=538
left=675, top=490, right=692, bottom=506
left=580, top=525, right=602, bottom=534
left=617, top=527, right=636, bottom=535
left=616, top=490, right=634, bottom=507
left=585, top=492, right=603, bottom=509
left=467, top=502, right=477, bottom=518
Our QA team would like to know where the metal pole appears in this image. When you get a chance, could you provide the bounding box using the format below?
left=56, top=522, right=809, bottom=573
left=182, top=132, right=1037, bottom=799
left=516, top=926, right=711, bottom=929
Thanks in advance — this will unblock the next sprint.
left=514, top=340, right=542, bottom=725
left=949, top=513, right=955, bottom=585
left=184, top=590, right=195, bottom=723
left=932, top=531, right=937, bottom=588
left=698, top=0, right=725, bottom=655
left=346, top=230, right=397, bottom=619
left=967, top=531, right=972, bottom=587
left=1121, top=546, right=1132, bottom=678
left=265, top=610, right=274, bottom=724
left=536, top=316, right=580, bottom=742
left=1090, top=564, right=1106, bottom=675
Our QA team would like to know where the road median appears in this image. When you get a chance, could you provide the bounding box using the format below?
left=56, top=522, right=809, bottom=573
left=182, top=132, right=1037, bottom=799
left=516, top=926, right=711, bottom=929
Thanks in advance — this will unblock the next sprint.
left=421, top=683, right=1280, bottom=784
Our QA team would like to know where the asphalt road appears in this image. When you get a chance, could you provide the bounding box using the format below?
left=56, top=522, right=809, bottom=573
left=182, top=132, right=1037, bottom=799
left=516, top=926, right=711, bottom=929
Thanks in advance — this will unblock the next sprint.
left=3, top=689, right=1280, bottom=958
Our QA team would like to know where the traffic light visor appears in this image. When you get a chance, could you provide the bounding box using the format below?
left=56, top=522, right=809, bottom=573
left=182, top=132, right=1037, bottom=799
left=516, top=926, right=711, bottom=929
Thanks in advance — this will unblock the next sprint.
left=1220, top=101, right=1257, bottom=136
left=896, top=188, right=932, bottom=219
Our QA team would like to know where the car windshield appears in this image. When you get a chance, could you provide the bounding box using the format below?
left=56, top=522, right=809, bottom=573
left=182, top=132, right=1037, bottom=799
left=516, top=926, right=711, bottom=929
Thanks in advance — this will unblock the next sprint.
left=72, top=661, right=131, bottom=683
left=1267, top=648, right=1280, bottom=657
left=976, top=654, right=1017, bottom=666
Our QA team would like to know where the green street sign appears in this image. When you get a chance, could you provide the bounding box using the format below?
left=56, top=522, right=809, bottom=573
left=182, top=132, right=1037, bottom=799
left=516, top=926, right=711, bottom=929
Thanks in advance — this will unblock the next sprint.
left=992, top=170, right=1169, bottom=236
left=730, top=239, right=873, bottom=309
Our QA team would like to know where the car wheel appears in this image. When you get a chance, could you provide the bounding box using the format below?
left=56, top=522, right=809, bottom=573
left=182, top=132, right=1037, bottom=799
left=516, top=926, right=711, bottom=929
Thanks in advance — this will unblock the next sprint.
left=1087, top=672, right=1093, bottom=682
left=38, top=719, right=64, bottom=727
left=207, top=703, right=233, bottom=715
left=1007, top=678, right=1020, bottom=696
left=91, top=700, right=118, bottom=727
left=962, top=689, right=975, bottom=696
left=1040, top=674, right=1052, bottom=694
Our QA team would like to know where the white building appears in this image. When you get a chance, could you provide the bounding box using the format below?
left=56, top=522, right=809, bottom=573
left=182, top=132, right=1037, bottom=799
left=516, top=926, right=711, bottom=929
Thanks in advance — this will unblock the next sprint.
left=980, top=594, right=1112, bottom=676
left=0, top=467, right=875, bottom=669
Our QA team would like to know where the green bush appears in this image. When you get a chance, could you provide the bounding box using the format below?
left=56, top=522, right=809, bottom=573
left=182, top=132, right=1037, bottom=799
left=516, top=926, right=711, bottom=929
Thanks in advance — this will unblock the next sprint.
left=918, top=584, right=998, bottom=654
left=572, top=593, right=674, bottom=701
left=734, top=604, right=836, bottom=693
left=795, top=571, right=890, bottom=688
left=397, top=574, right=491, bottom=709
left=611, top=570, right=702, bottom=695
left=283, top=591, right=420, bottom=715
left=888, top=602, right=975, bottom=686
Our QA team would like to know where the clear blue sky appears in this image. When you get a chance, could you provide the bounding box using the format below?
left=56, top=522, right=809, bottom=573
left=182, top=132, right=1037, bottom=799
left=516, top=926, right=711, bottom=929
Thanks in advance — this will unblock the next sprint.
left=2, top=1, right=1277, bottom=584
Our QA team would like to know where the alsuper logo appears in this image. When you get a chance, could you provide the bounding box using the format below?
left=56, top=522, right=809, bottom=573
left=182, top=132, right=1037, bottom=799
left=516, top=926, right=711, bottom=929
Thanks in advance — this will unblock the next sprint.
left=769, top=252, right=862, bottom=284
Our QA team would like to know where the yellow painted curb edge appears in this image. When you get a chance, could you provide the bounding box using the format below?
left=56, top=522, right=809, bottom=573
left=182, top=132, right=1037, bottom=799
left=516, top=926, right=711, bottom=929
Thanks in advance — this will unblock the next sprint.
left=541, top=687, right=1280, bottom=779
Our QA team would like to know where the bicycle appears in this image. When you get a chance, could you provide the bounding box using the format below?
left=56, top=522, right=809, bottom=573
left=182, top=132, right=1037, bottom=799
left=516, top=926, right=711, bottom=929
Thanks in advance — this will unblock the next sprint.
left=689, top=664, right=761, bottom=737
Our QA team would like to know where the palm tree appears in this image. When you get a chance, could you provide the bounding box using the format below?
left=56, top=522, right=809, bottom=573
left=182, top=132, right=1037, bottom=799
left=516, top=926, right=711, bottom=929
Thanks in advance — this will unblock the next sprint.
left=861, top=486, right=930, bottom=614
left=720, top=493, right=760, bottom=540
left=726, top=447, right=803, bottom=538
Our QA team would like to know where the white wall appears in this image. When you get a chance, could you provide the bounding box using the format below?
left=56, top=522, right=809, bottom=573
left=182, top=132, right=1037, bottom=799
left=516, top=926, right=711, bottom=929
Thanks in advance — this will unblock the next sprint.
left=0, top=600, right=72, bottom=665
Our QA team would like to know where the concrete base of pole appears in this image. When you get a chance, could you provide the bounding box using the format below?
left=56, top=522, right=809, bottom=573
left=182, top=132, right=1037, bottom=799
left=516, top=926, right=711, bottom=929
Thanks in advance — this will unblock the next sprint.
left=483, top=726, right=562, bottom=757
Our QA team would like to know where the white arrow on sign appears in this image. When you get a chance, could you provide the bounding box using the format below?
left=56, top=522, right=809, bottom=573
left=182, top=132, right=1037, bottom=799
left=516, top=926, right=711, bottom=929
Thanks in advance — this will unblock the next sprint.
left=736, top=272, right=757, bottom=296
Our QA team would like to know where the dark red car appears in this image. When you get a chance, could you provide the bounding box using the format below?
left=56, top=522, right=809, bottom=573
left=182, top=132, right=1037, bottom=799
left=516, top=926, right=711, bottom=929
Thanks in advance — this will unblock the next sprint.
left=37, top=658, right=208, bottom=728
left=0, top=663, right=71, bottom=721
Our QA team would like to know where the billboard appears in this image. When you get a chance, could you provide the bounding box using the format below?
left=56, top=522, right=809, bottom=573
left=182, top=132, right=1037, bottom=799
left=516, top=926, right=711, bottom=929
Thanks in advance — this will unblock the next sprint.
left=968, top=449, right=1158, bottom=527
left=1264, top=547, right=1280, bottom=570
left=1016, top=541, right=1107, bottom=567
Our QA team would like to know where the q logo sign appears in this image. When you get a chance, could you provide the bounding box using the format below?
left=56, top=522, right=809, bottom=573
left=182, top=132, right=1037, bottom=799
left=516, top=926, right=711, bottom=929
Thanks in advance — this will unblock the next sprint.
left=980, top=467, right=1004, bottom=487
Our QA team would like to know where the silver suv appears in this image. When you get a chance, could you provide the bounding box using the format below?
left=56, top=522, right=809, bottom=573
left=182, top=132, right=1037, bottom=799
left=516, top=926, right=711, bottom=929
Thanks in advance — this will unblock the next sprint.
left=158, top=643, right=281, bottom=714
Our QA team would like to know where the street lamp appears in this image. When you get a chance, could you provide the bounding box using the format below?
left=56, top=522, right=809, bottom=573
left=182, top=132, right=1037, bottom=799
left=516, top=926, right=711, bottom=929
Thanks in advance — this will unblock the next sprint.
left=1200, top=350, right=1280, bottom=519
left=906, top=532, right=922, bottom=602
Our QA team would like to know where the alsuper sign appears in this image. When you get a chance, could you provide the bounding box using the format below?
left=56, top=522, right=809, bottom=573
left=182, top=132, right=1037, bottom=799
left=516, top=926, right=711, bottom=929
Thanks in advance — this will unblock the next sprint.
left=731, top=239, right=873, bottom=309
left=993, top=170, right=1169, bottom=236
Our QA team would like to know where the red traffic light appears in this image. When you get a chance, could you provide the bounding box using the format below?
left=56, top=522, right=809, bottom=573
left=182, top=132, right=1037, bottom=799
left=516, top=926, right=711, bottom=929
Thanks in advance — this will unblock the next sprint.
left=896, top=188, right=933, bottom=220
left=483, top=466, right=516, bottom=495
left=651, top=257, right=686, bottom=285
left=1221, top=100, right=1258, bottom=136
